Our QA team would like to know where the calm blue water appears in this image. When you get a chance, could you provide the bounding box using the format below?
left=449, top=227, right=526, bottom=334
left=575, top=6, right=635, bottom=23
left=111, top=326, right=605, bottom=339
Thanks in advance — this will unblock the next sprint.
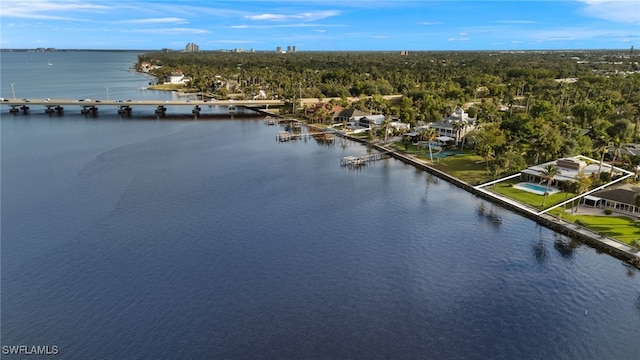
left=2, top=51, right=640, bottom=360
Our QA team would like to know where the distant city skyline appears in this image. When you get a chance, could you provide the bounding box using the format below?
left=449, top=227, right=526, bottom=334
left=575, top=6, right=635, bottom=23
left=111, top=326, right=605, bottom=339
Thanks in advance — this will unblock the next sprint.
left=0, top=0, right=638, bottom=51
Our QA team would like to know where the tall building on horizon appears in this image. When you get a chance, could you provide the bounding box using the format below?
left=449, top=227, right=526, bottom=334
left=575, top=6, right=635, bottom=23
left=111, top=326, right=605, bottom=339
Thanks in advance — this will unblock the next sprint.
left=185, top=43, right=199, bottom=52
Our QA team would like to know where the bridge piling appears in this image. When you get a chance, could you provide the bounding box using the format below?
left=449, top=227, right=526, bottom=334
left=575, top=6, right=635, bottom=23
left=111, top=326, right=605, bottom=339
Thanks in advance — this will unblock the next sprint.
left=118, top=106, right=132, bottom=116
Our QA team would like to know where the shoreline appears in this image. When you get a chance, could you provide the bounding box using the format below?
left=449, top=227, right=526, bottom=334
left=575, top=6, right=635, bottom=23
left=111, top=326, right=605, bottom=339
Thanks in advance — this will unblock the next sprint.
left=381, top=142, right=640, bottom=268
left=298, top=120, right=640, bottom=268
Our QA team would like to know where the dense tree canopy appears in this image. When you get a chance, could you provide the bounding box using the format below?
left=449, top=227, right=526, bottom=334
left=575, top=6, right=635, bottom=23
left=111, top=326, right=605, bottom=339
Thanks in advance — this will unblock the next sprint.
left=138, top=50, right=640, bottom=172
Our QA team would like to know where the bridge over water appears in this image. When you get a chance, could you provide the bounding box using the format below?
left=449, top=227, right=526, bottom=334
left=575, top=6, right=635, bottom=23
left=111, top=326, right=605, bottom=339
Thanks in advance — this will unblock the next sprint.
left=1, top=98, right=285, bottom=116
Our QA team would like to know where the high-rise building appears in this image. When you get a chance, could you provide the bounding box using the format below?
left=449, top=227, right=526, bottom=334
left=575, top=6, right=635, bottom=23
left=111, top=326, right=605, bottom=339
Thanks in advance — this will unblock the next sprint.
left=185, top=43, right=199, bottom=52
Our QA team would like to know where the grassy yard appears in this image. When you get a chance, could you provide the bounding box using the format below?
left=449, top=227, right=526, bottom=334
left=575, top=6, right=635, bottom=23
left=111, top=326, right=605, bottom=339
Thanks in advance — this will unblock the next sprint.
left=489, top=180, right=571, bottom=210
left=147, top=83, right=189, bottom=91
left=429, top=152, right=493, bottom=185
left=390, top=144, right=493, bottom=184
left=549, top=209, right=640, bottom=245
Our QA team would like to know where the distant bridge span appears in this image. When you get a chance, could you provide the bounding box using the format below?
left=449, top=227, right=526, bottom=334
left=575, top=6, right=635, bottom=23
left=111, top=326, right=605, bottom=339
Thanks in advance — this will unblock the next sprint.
left=1, top=98, right=285, bottom=116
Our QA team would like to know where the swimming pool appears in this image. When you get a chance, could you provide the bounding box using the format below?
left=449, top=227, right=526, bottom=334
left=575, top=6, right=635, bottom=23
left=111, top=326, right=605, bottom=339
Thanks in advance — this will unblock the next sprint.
left=514, top=182, right=561, bottom=195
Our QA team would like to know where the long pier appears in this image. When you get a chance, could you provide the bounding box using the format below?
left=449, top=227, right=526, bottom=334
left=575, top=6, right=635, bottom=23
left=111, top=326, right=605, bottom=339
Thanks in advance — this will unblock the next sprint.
left=1, top=98, right=284, bottom=116
left=277, top=130, right=335, bottom=142
left=340, top=153, right=389, bottom=168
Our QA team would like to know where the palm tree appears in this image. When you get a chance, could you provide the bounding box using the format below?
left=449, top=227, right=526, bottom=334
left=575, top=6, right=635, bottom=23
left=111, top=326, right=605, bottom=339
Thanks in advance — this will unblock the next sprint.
left=477, top=144, right=495, bottom=171
left=572, top=170, right=592, bottom=214
left=559, top=181, right=577, bottom=217
left=452, top=121, right=466, bottom=149
left=540, top=163, right=561, bottom=207
left=417, top=128, right=428, bottom=150
left=403, top=134, right=412, bottom=150
left=609, top=137, right=623, bottom=177
left=593, top=134, right=610, bottom=176
left=426, top=128, right=438, bottom=163
left=381, top=117, right=391, bottom=144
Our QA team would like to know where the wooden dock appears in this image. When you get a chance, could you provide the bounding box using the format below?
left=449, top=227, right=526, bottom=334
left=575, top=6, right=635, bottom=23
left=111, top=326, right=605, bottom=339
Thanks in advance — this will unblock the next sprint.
left=277, top=131, right=335, bottom=142
left=340, top=153, right=389, bottom=168
left=264, top=116, right=279, bottom=125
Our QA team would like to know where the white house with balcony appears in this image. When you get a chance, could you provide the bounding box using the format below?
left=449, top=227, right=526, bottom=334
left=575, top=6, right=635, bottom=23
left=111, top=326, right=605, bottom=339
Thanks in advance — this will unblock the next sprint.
left=429, top=107, right=477, bottom=145
left=166, top=71, right=189, bottom=84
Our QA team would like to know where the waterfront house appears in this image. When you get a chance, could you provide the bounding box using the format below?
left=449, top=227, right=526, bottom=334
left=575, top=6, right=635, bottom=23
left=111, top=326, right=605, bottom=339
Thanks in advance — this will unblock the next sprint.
left=333, top=108, right=369, bottom=124
left=584, top=183, right=640, bottom=217
left=390, top=121, right=411, bottom=132
left=166, top=71, right=189, bottom=84
left=520, top=156, right=607, bottom=188
left=428, top=107, right=477, bottom=146
left=357, top=115, right=386, bottom=128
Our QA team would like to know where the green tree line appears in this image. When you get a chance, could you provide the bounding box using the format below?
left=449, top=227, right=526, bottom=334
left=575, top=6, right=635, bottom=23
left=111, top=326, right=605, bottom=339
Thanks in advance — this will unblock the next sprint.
left=137, top=50, right=640, bottom=174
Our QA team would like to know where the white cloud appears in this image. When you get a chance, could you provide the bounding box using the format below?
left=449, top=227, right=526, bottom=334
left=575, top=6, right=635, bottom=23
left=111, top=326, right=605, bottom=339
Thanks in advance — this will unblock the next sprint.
left=120, top=17, right=188, bottom=25
left=419, top=21, right=442, bottom=25
left=229, top=23, right=346, bottom=30
left=0, top=0, right=111, bottom=21
left=245, top=10, right=340, bottom=22
left=577, top=0, right=640, bottom=23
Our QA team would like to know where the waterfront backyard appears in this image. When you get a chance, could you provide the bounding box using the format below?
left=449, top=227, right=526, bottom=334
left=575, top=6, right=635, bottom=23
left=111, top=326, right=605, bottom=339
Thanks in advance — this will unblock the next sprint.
left=390, top=144, right=492, bottom=184
left=388, top=142, right=640, bottom=246
left=488, top=180, right=640, bottom=245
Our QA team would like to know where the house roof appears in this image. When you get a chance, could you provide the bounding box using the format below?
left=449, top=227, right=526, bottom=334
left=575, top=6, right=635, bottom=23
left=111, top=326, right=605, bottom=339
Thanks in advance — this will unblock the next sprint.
left=521, top=156, right=612, bottom=183
left=360, top=115, right=386, bottom=123
left=334, top=108, right=368, bottom=119
left=593, top=184, right=640, bottom=205
left=430, top=107, right=477, bottom=130
left=618, top=143, right=640, bottom=157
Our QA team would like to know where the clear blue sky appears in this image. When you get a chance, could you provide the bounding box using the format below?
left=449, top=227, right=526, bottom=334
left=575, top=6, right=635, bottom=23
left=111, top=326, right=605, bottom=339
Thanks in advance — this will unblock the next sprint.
left=1, top=0, right=638, bottom=51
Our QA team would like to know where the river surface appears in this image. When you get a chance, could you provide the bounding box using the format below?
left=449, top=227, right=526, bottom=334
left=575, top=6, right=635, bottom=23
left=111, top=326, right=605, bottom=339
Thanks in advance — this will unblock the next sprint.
left=1, top=51, right=639, bottom=360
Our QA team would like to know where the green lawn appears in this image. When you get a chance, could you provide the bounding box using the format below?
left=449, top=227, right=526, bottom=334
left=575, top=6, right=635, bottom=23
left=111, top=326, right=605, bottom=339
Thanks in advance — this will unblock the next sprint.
left=430, top=152, right=492, bottom=184
left=390, top=144, right=492, bottom=184
left=147, top=83, right=189, bottom=91
left=489, top=181, right=571, bottom=210
left=549, top=210, right=640, bottom=245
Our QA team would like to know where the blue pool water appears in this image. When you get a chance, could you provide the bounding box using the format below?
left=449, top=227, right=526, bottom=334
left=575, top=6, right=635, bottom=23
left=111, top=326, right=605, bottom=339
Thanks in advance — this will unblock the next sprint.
left=523, top=183, right=548, bottom=192
left=517, top=182, right=559, bottom=194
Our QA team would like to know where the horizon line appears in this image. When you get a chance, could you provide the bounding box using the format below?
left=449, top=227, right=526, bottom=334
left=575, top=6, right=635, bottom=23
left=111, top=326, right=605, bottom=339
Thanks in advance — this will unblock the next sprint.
left=0, top=47, right=635, bottom=53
